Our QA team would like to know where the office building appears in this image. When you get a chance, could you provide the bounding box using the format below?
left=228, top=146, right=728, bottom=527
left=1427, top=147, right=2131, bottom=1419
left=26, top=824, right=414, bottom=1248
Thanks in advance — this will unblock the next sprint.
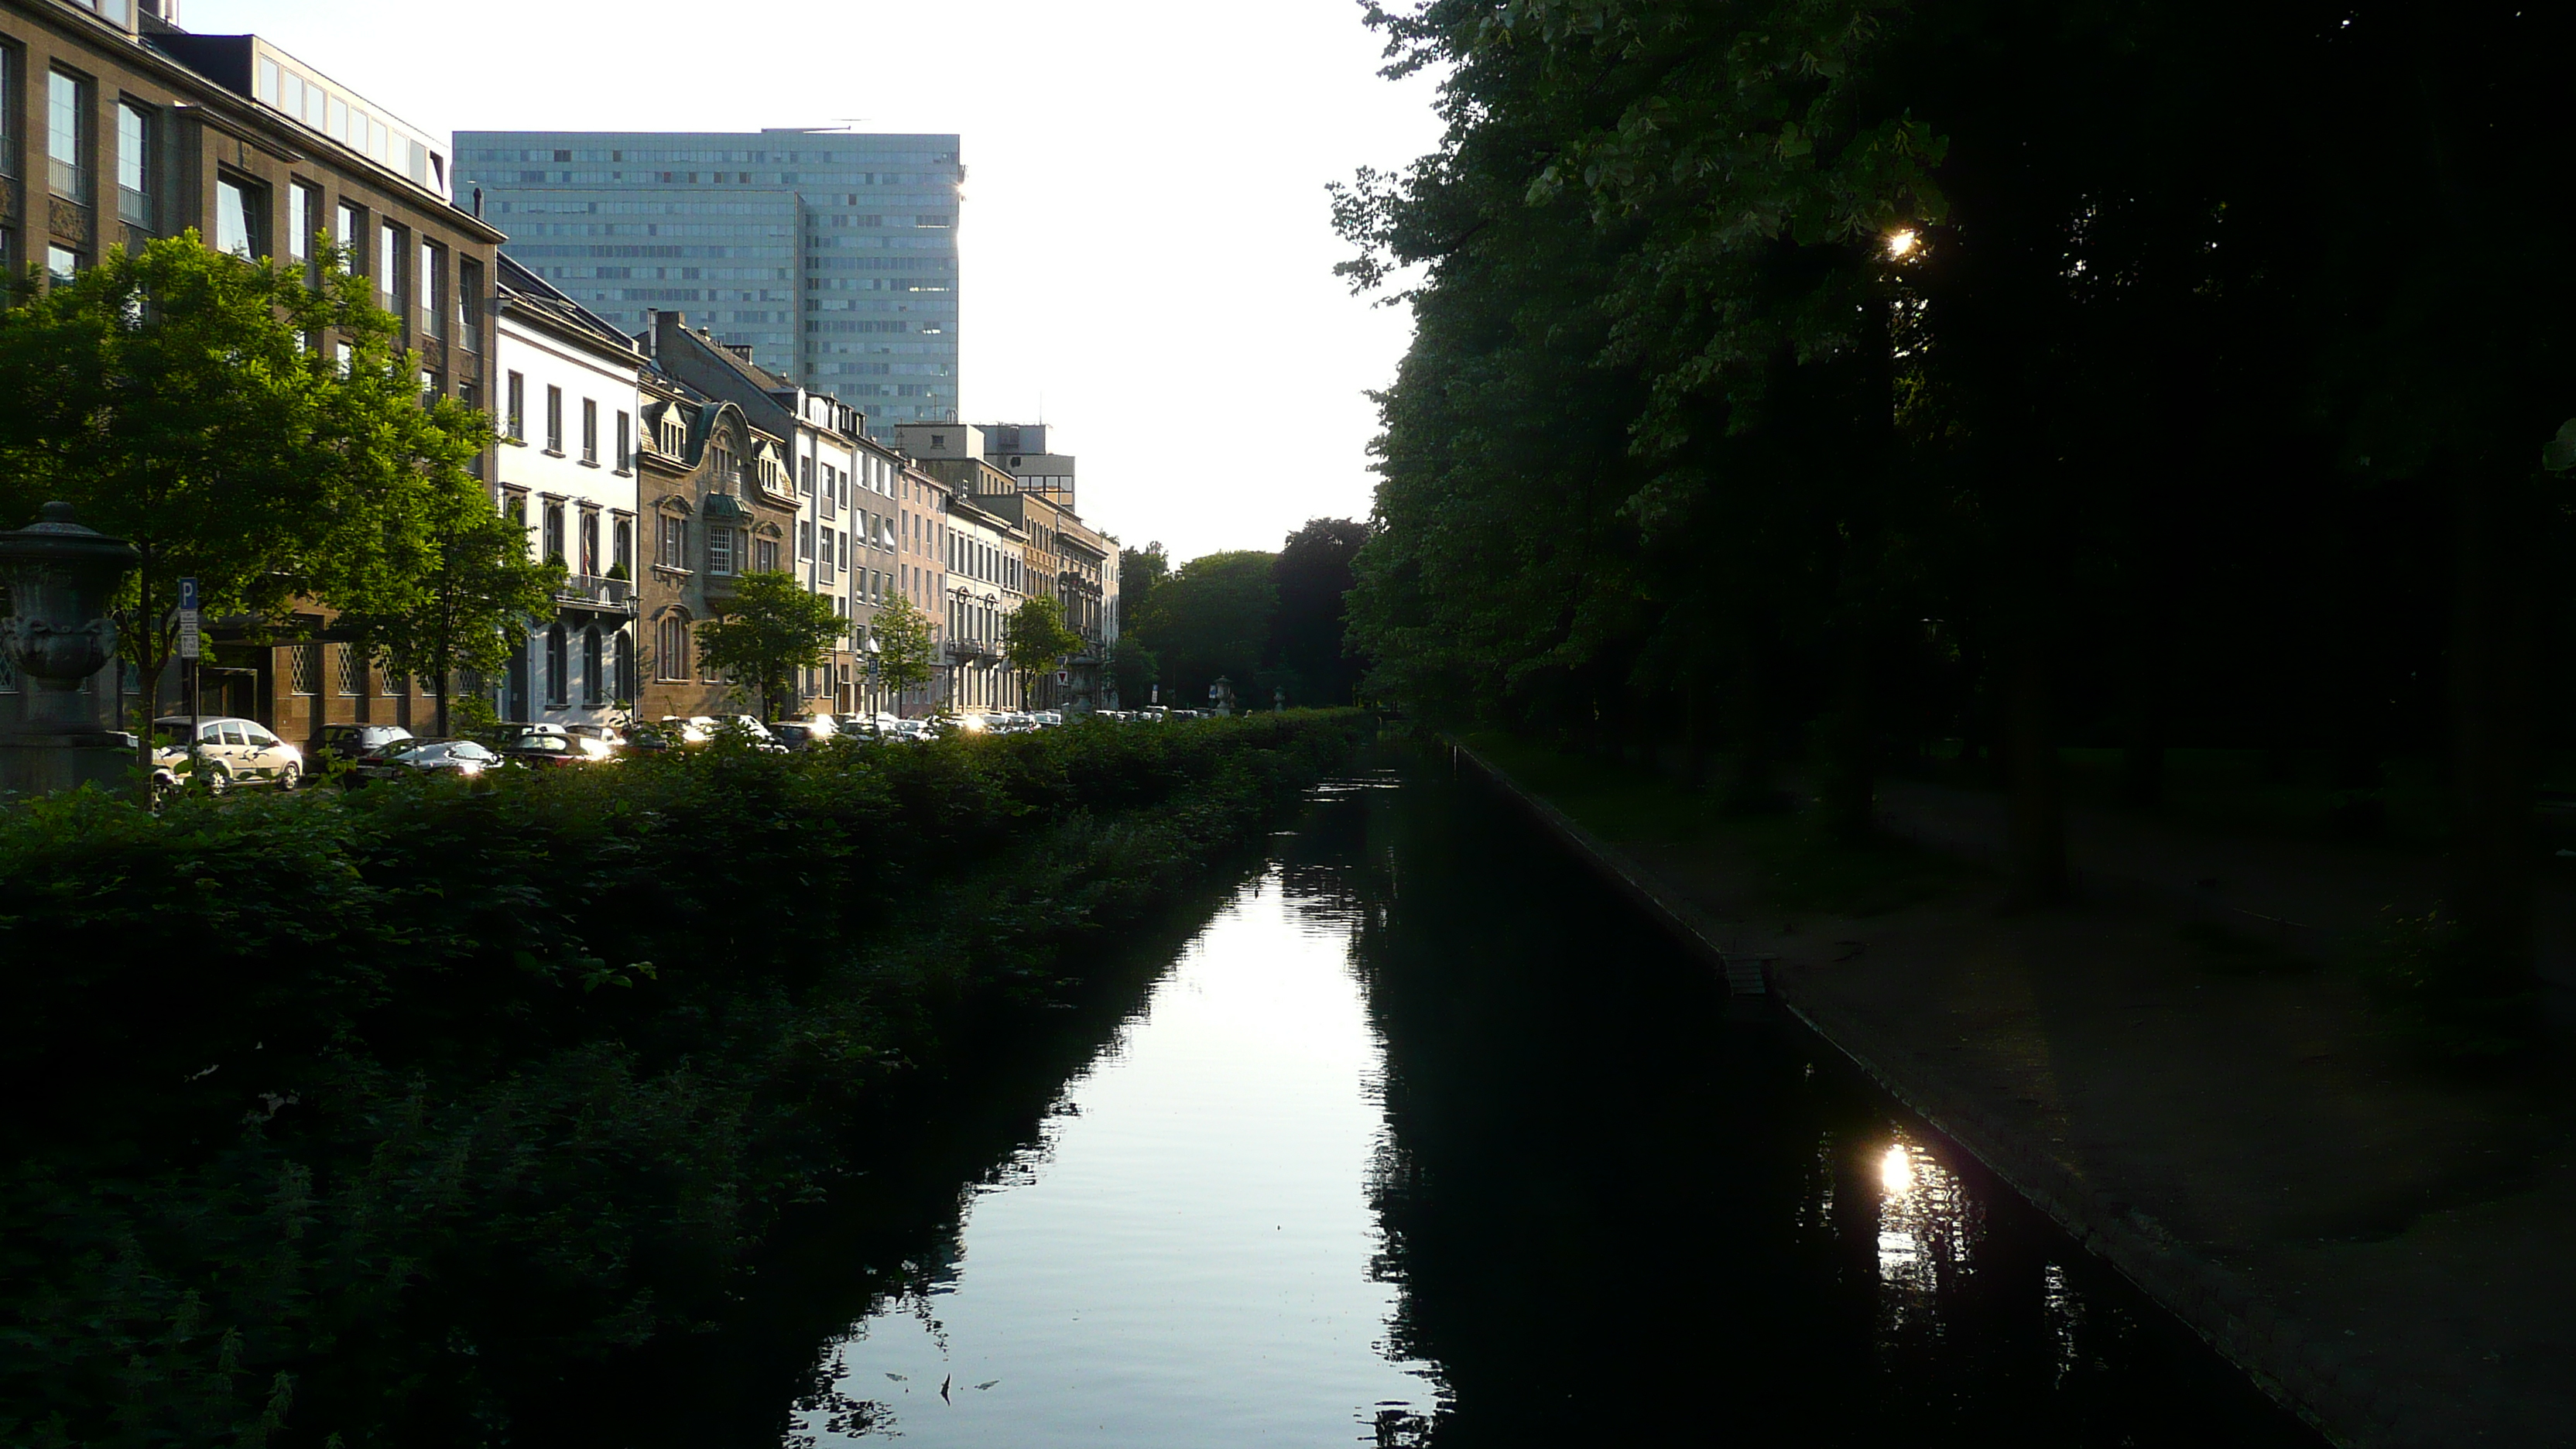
left=450, top=128, right=961, bottom=440
left=0, top=0, right=503, bottom=742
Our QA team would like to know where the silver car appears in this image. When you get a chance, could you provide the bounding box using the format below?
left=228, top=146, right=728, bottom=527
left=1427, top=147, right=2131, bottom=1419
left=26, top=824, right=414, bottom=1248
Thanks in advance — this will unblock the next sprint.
left=152, top=715, right=304, bottom=793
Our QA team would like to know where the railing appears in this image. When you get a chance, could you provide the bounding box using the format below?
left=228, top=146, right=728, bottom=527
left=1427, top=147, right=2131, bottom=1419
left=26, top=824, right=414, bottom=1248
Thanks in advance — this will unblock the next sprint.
left=556, top=574, right=634, bottom=609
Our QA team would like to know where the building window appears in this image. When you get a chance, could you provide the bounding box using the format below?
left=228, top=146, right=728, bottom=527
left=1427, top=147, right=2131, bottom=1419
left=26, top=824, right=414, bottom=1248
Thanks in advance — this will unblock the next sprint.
left=581, top=398, right=598, bottom=463
left=505, top=372, right=525, bottom=441
left=115, top=103, right=152, bottom=228
left=800, top=455, right=814, bottom=495
left=46, top=70, right=87, bottom=200
left=0, top=50, right=16, bottom=186
left=615, top=410, right=631, bottom=472
left=612, top=516, right=632, bottom=574
left=657, top=514, right=687, bottom=570
left=581, top=627, right=604, bottom=707
left=615, top=630, right=635, bottom=703
left=334, top=642, right=363, bottom=697
left=287, top=642, right=319, bottom=696
left=756, top=538, right=779, bottom=573
left=656, top=614, right=690, bottom=681
left=579, top=509, right=599, bottom=575
left=706, top=526, right=734, bottom=576
left=336, top=200, right=363, bottom=272
left=377, top=219, right=401, bottom=310
left=459, top=256, right=483, bottom=351
left=542, top=502, right=564, bottom=564
left=419, top=239, right=444, bottom=337
left=545, top=385, right=564, bottom=453
left=799, top=519, right=814, bottom=559
left=46, top=245, right=79, bottom=285
left=544, top=623, right=567, bottom=707
left=287, top=183, right=317, bottom=265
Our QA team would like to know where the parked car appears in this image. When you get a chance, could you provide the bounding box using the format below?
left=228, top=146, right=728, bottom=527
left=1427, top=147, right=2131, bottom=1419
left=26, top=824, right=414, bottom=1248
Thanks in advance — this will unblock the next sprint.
left=316, top=723, right=413, bottom=770
left=625, top=721, right=685, bottom=752
left=657, top=716, right=719, bottom=745
left=151, top=716, right=303, bottom=794
left=707, top=715, right=787, bottom=752
left=769, top=718, right=841, bottom=751
left=495, top=731, right=610, bottom=769
left=344, top=737, right=498, bottom=783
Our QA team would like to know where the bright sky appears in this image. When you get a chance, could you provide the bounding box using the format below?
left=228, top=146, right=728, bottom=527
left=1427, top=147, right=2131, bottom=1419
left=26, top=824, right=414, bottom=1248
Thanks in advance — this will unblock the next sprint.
left=186, top=0, right=1442, bottom=565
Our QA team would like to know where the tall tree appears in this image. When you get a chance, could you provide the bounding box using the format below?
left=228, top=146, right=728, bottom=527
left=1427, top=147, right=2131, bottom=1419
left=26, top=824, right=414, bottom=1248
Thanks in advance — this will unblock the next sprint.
left=1270, top=518, right=1372, bottom=706
left=1118, top=540, right=1170, bottom=639
left=695, top=571, right=847, bottom=722
left=872, top=592, right=936, bottom=717
left=1129, top=550, right=1278, bottom=709
left=0, top=234, right=502, bottom=769
left=1003, top=595, right=1082, bottom=709
left=341, top=486, right=558, bottom=738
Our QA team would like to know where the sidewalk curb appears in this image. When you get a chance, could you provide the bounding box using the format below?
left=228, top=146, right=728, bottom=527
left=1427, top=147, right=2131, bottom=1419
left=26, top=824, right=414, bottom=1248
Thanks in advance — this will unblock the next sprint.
left=1446, top=738, right=2396, bottom=1448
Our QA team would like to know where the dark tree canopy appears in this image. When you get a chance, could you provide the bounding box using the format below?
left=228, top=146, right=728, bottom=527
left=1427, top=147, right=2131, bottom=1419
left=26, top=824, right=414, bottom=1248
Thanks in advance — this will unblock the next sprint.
left=1270, top=518, right=1372, bottom=707
left=1338, top=0, right=2576, bottom=971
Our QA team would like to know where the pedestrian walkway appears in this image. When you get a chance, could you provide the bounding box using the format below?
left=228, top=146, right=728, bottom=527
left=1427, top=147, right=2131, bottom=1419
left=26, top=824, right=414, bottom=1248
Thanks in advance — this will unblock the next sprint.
left=1458, top=742, right=2576, bottom=1449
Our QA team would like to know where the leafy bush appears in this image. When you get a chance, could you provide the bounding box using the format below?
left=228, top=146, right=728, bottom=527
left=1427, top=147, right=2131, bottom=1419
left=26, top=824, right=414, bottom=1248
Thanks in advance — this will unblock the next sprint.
left=0, top=711, right=1373, bottom=1447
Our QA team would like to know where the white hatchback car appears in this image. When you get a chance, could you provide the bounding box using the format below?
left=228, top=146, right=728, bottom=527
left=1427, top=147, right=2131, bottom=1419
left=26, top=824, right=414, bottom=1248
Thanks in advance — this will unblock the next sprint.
left=152, top=715, right=305, bottom=793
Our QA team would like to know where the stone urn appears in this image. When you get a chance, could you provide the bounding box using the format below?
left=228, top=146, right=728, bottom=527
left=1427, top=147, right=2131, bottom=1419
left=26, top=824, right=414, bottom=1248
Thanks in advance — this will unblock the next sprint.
left=0, top=502, right=141, bottom=794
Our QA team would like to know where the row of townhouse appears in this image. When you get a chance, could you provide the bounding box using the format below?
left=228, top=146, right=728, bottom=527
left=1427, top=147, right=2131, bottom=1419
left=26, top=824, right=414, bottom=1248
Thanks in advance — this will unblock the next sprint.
left=0, top=0, right=1122, bottom=743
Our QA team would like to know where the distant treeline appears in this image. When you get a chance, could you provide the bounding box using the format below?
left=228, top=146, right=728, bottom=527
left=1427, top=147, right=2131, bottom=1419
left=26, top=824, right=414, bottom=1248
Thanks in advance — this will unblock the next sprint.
left=1335, top=0, right=2576, bottom=968
left=1115, top=518, right=1372, bottom=711
left=0, top=712, right=1373, bottom=1447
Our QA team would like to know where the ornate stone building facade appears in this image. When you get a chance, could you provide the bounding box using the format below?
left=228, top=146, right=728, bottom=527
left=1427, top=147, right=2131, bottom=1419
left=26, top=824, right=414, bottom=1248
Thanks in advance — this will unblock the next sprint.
left=633, top=376, right=799, bottom=722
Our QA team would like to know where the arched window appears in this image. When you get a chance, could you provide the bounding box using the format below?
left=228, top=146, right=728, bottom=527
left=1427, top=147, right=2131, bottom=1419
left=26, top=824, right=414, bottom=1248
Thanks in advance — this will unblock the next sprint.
left=656, top=614, right=690, bottom=681
left=615, top=629, right=636, bottom=704
left=581, top=627, right=605, bottom=706
left=545, top=622, right=568, bottom=707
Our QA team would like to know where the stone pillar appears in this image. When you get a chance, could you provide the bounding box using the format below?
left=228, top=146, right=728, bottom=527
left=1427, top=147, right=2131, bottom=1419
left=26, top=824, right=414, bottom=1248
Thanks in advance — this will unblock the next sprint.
left=0, top=502, right=142, bottom=797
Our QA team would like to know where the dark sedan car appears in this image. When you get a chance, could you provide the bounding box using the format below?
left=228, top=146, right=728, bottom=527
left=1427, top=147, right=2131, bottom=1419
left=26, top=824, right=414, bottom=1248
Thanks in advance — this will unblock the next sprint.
left=317, top=723, right=414, bottom=769
left=494, top=732, right=613, bottom=769
left=344, top=738, right=499, bottom=784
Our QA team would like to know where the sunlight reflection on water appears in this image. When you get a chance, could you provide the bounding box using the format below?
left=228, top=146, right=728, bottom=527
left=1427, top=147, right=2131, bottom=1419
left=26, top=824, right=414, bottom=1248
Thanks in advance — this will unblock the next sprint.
left=790, top=860, right=1437, bottom=1447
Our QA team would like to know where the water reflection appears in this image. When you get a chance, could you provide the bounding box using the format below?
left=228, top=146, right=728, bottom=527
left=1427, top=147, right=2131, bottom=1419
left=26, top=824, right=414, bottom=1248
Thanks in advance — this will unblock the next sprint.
left=796, top=858, right=1438, bottom=1447
left=761, top=752, right=2315, bottom=1449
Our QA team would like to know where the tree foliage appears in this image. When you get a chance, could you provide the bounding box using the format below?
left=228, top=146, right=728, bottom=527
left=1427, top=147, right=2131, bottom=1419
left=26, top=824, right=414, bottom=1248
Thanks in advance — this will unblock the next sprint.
left=872, top=591, right=937, bottom=713
left=1128, top=550, right=1278, bottom=708
left=1003, top=594, right=1083, bottom=705
left=0, top=234, right=507, bottom=731
left=1271, top=517, right=1372, bottom=706
left=1339, top=0, right=2576, bottom=968
left=695, top=571, right=847, bottom=721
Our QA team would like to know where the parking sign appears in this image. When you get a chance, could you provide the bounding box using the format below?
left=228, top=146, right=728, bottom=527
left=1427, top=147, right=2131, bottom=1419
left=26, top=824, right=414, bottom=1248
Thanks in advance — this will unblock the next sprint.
left=177, top=577, right=197, bottom=612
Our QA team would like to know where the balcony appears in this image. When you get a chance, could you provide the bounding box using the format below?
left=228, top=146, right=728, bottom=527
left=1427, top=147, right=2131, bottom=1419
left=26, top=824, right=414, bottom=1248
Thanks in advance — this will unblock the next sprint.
left=556, top=574, right=635, bottom=614
left=945, top=638, right=999, bottom=663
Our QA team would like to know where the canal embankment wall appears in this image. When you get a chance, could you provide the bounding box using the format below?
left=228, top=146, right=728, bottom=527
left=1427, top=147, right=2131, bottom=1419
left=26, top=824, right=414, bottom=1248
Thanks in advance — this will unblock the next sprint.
left=1447, top=737, right=2573, bottom=1449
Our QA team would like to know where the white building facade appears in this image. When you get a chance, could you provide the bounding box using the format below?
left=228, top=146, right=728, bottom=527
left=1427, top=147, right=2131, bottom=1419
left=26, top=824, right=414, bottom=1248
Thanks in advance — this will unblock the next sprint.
left=945, top=496, right=1023, bottom=714
left=492, top=257, right=644, bottom=728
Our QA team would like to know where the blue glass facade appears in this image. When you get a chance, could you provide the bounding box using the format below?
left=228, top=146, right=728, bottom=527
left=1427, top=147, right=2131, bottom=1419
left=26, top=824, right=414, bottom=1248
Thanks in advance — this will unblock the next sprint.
left=451, top=128, right=961, bottom=439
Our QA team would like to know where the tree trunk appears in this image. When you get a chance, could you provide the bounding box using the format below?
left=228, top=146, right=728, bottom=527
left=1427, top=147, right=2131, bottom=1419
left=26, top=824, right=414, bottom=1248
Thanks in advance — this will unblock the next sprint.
left=2448, top=467, right=2537, bottom=976
left=2006, top=634, right=2068, bottom=906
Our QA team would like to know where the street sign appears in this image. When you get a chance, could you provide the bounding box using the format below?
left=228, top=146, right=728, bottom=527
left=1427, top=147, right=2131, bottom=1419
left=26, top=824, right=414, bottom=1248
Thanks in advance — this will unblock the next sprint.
left=176, top=608, right=200, bottom=660
left=177, top=577, right=197, bottom=612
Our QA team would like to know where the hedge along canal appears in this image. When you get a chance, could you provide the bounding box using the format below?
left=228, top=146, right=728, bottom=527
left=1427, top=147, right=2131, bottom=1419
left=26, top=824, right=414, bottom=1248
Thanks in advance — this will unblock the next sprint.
left=732, top=747, right=2321, bottom=1447
left=0, top=711, right=1377, bottom=1449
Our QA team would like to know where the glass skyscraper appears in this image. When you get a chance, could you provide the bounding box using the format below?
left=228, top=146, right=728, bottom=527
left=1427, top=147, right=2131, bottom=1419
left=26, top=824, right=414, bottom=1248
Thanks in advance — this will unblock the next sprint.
left=450, top=128, right=961, bottom=437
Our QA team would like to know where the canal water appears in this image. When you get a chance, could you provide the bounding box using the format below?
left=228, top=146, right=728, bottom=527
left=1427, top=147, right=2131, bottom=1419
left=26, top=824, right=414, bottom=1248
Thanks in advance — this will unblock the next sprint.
left=786, top=753, right=2317, bottom=1447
